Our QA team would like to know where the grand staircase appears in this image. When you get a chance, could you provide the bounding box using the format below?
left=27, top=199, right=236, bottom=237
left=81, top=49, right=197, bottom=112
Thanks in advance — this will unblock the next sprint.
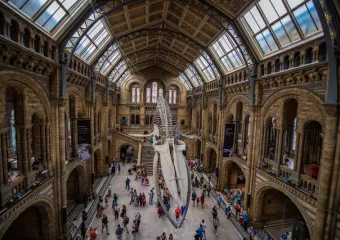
left=141, top=144, right=156, bottom=175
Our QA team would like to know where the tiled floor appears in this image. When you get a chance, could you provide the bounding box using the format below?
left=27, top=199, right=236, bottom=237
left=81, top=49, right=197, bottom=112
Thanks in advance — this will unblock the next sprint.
left=87, top=164, right=242, bottom=240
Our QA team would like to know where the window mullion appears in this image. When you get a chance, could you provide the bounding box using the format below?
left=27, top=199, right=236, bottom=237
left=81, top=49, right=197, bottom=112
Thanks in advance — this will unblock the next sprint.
left=31, top=0, right=54, bottom=22
left=256, top=3, right=283, bottom=49
left=282, top=0, right=305, bottom=39
left=55, top=0, right=69, bottom=13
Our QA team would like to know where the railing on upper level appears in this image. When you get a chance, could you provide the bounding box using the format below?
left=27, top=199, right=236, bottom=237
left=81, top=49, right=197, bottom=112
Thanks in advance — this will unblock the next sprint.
left=257, top=167, right=317, bottom=204
left=0, top=176, right=53, bottom=224
left=115, top=131, right=140, bottom=144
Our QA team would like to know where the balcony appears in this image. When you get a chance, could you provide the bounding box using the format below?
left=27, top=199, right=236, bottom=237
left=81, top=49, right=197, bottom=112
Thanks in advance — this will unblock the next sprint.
left=0, top=176, right=53, bottom=223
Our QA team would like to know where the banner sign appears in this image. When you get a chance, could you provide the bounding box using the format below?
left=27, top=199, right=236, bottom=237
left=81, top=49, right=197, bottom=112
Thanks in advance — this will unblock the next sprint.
left=223, top=123, right=235, bottom=157
left=78, top=119, right=91, bottom=160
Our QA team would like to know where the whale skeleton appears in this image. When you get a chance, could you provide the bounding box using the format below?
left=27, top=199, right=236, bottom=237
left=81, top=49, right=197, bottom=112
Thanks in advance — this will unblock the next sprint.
left=151, top=95, right=191, bottom=228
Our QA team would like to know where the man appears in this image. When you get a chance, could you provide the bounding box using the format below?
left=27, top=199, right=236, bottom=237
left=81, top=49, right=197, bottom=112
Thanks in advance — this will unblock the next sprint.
left=281, top=232, right=289, bottom=240
left=200, top=193, right=205, bottom=208
left=115, top=224, right=124, bottom=240
left=148, top=188, right=154, bottom=204
left=175, top=206, right=181, bottom=221
left=126, top=177, right=130, bottom=190
left=207, top=184, right=211, bottom=197
left=217, top=194, right=222, bottom=209
left=212, top=206, right=218, bottom=220
left=114, top=203, right=120, bottom=220
left=243, top=211, right=249, bottom=230
left=102, top=214, right=110, bottom=235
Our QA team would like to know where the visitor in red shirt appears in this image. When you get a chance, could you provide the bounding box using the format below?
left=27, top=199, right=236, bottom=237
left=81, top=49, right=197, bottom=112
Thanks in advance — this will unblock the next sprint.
left=311, top=161, right=319, bottom=179
left=175, top=206, right=181, bottom=221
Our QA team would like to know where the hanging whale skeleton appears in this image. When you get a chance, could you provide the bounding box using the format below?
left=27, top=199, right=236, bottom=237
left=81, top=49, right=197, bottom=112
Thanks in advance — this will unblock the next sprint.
left=148, top=95, right=191, bottom=228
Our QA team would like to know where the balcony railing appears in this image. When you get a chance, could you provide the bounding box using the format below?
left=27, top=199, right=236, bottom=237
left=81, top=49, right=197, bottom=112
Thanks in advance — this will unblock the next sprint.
left=0, top=176, right=53, bottom=223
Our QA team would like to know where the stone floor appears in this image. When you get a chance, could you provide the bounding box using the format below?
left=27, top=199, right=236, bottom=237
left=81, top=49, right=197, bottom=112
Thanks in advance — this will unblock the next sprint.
left=87, top=164, right=243, bottom=240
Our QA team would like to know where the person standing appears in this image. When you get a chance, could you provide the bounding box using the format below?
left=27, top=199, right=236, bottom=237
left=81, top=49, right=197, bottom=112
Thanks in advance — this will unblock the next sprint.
left=123, top=214, right=130, bottom=233
left=243, top=211, right=249, bottom=230
left=175, top=206, right=181, bottom=221
left=217, top=194, right=222, bottom=209
left=207, top=184, right=211, bottom=197
left=126, top=177, right=131, bottom=190
left=192, top=190, right=197, bottom=206
left=311, top=161, right=319, bottom=179
left=225, top=204, right=232, bottom=219
left=114, top=203, right=120, bottom=220
left=113, top=193, right=118, bottom=204
left=148, top=188, right=154, bottom=204
left=80, top=222, right=86, bottom=239
left=115, top=224, right=124, bottom=240
left=102, top=214, right=110, bottom=235
left=121, top=204, right=127, bottom=219
left=212, top=206, right=218, bottom=220
left=200, top=193, right=205, bottom=208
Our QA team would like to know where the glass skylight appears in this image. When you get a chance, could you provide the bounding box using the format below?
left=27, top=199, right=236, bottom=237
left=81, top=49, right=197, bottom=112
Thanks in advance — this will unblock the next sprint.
left=108, top=61, right=127, bottom=82
left=241, top=0, right=322, bottom=56
left=179, top=73, right=192, bottom=90
left=194, top=53, right=219, bottom=82
left=116, top=70, right=131, bottom=86
left=9, top=0, right=81, bottom=32
left=185, top=65, right=203, bottom=86
left=72, top=20, right=111, bottom=62
left=94, top=44, right=122, bottom=74
left=211, top=32, right=245, bottom=73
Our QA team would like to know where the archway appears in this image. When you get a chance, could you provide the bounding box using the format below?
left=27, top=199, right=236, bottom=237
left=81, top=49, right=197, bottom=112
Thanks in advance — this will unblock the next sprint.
left=120, top=144, right=135, bottom=163
left=3, top=204, right=52, bottom=239
left=66, top=166, right=86, bottom=207
left=207, top=148, right=217, bottom=173
left=255, top=186, right=311, bottom=240
left=224, top=161, right=246, bottom=190
left=195, top=139, right=201, bottom=160
left=94, top=149, right=101, bottom=177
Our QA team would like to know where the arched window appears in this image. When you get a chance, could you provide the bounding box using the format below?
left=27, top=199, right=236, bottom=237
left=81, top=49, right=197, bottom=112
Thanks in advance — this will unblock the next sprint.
left=283, top=56, right=289, bottom=70
left=169, top=89, right=173, bottom=104
left=152, top=82, right=157, bottom=103
left=136, top=88, right=140, bottom=103
left=146, top=88, right=151, bottom=103
left=43, top=41, right=49, bottom=57
left=168, top=87, right=177, bottom=104
left=10, top=21, right=18, bottom=42
left=136, top=115, right=140, bottom=125
left=294, top=52, right=300, bottom=67
left=267, top=62, right=272, bottom=74
left=131, top=115, right=135, bottom=125
left=131, top=87, right=136, bottom=103
left=159, top=88, right=163, bottom=97
left=305, top=48, right=313, bottom=64
left=34, top=36, right=40, bottom=53
left=275, top=59, right=280, bottom=72
left=319, top=43, right=327, bottom=62
left=173, top=90, right=177, bottom=104
left=23, top=29, right=30, bottom=48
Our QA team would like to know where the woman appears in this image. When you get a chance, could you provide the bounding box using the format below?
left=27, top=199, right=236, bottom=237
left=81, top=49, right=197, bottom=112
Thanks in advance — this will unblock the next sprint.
left=96, top=203, right=103, bottom=218
left=212, top=206, right=218, bottom=220
left=121, top=204, right=127, bottom=218
left=123, top=214, right=129, bottom=233
left=142, top=193, right=146, bottom=207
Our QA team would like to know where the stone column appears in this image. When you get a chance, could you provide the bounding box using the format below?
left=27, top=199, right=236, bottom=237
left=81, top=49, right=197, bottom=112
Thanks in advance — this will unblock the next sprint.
left=1, top=133, right=8, bottom=185
left=0, top=134, right=3, bottom=188
left=201, top=106, right=208, bottom=171
left=215, top=107, right=224, bottom=191
left=314, top=107, right=338, bottom=240
left=27, top=127, right=32, bottom=172
left=295, top=133, right=303, bottom=172
left=313, top=46, right=319, bottom=62
left=19, top=126, right=29, bottom=175
left=40, top=124, right=47, bottom=169
left=58, top=103, right=67, bottom=205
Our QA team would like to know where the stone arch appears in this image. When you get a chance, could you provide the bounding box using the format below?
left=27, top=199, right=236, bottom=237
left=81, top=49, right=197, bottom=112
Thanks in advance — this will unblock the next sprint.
left=165, top=80, right=184, bottom=93
left=253, top=182, right=313, bottom=237
left=222, top=159, right=246, bottom=190
left=66, top=165, right=86, bottom=206
left=1, top=196, right=55, bottom=239
left=124, top=78, right=143, bottom=90
left=224, top=95, right=250, bottom=123
left=195, top=139, right=201, bottom=158
left=261, top=88, right=325, bottom=123
left=0, top=71, right=51, bottom=122
left=66, top=87, right=86, bottom=117
left=205, top=147, right=217, bottom=171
